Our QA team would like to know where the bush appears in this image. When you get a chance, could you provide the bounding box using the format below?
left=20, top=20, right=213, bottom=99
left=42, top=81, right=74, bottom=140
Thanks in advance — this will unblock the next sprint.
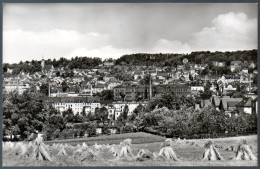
left=137, top=106, right=257, bottom=139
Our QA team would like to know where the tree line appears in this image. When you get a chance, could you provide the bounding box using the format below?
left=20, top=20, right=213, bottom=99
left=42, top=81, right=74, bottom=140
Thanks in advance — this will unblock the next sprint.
left=3, top=88, right=257, bottom=141
left=3, top=50, right=257, bottom=75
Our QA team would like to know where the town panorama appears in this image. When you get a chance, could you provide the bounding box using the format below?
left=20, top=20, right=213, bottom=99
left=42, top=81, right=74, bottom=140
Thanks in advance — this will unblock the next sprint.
left=3, top=50, right=258, bottom=141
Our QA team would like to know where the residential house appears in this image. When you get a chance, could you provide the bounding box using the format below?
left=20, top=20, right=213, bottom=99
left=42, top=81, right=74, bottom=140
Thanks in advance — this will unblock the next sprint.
left=200, top=99, right=212, bottom=108
left=191, top=86, right=204, bottom=92
left=212, top=96, right=221, bottom=110
left=241, top=69, right=249, bottom=74
left=177, top=65, right=185, bottom=71
left=112, top=101, right=147, bottom=120
left=103, top=61, right=115, bottom=67
left=219, top=98, right=243, bottom=114
left=212, top=96, right=231, bottom=110
left=212, top=61, right=226, bottom=67
left=148, top=70, right=157, bottom=77
left=113, top=85, right=127, bottom=101
left=157, top=72, right=169, bottom=80
left=125, top=85, right=136, bottom=101
left=224, top=84, right=237, bottom=94
left=236, top=98, right=253, bottom=115
left=106, top=81, right=121, bottom=90
left=252, top=98, right=258, bottom=116
left=230, top=61, right=242, bottom=72
left=181, top=71, right=190, bottom=81
left=134, top=71, right=145, bottom=80
left=3, top=81, right=30, bottom=94
left=7, top=68, right=13, bottom=74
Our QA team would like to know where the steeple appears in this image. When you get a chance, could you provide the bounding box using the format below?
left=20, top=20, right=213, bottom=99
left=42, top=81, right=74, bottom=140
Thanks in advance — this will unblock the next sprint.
left=41, top=55, right=45, bottom=70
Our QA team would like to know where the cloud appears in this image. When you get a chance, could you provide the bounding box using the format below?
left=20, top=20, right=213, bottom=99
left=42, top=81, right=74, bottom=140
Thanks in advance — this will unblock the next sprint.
left=152, top=39, right=191, bottom=54
left=152, top=12, right=257, bottom=54
left=3, top=29, right=110, bottom=63
left=69, top=46, right=133, bottom=60
left=3, top=12, right=257, bottom=63
left=191, top=12, right=257, bottom=51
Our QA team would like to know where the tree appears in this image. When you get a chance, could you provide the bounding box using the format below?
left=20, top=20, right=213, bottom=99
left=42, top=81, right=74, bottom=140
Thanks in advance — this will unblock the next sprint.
left=118, top=105, right=129, bottom=124
left=63, top=108, right=74, bottom=123
left=133, top=104, right=145, bottom=115
left=94, top=107, right=108, bottom=122
left=3, top=90, right=50, bottom=139
left=139, top=74, right=151, bottom=85
left=61, top=80, right=69, bottom=92
left=86, top=123, right=97, bottom=137
left=119, top=92, right=126, bottom=101
left=40, top=83, right=49, bottom=96
left=97, top=90, right=114, bottom=101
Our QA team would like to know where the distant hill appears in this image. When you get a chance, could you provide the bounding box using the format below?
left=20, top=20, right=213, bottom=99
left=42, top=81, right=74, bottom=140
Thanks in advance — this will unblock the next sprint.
left=3, top=49, right=257, bottom=75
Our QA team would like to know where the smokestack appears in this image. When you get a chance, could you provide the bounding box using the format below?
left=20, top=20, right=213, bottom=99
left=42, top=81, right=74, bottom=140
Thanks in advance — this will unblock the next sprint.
left=17, top=77, right=19, bottom=91
left=149, top=73, right=152, bottom=100
left=90, top=84, right=93, bottom=96
left=249, top=74, right=251, bottom=93
left=48, top=83, right=50, bottom=97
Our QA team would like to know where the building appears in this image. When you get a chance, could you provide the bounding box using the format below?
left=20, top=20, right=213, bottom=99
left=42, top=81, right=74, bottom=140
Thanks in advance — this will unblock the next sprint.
left=3, top=81, right=30, bottom=94
left=212, top=96, right=231, bottom=111
left=236, top=98, right=253, bottom=115
left=230, top=61, right=242, bottom=72
left=252, top=98, right=258, bottom=116
left=191, top=86, right=204, bottom=92
left=47, top=96, right=101, bottom=115
left=103, top=61, right=115, bottom=67
left=113, top=85, right=127, bottom=101
left=112, top=101, right=147, bottom=120
left=219, top=98, right=243, bottom=115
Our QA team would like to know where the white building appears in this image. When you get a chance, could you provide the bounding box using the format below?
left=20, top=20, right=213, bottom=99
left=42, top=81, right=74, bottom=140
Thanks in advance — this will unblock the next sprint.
left=48, top=97, right=101, bottom=115
left=191, top=86, right=204, bottom=92
left=112, top=102, right=147, bottom=120
left=3, top=83, right=30, bottom=94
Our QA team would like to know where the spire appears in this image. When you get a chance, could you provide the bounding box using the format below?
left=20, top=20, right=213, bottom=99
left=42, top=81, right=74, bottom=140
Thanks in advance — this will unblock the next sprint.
left=41, top=55, right=45, bottom=70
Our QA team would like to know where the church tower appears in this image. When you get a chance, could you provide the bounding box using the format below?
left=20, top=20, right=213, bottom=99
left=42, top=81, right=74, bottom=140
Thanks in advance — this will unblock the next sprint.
left=41, top=56, right=45, bottom=70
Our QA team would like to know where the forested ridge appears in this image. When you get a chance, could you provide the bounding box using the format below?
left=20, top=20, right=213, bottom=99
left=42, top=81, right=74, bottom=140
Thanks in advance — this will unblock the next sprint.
left=3, top=49, right=257, bottom=75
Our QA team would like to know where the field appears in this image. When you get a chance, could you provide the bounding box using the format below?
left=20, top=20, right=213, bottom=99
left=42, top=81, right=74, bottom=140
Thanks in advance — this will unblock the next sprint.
left=2, top=132, right=258, bottom=166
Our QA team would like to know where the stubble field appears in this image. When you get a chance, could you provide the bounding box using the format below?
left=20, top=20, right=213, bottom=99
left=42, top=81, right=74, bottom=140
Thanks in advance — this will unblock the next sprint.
left=2, top=132, right=258, bottom=166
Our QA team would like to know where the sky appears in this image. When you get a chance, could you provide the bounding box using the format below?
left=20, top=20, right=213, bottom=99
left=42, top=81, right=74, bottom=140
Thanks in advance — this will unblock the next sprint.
left=3, top=3, right=258, bottom=64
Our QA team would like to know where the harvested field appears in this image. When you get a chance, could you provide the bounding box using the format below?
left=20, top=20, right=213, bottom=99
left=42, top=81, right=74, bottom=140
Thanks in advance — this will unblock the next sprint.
left=45, top=132, right=166, bottom=145
left=2, top=133, right=258, bottom=166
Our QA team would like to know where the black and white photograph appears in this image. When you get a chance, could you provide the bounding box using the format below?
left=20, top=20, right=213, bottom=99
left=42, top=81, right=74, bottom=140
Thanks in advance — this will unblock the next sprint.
left=2, top=2, right=258, bottom=167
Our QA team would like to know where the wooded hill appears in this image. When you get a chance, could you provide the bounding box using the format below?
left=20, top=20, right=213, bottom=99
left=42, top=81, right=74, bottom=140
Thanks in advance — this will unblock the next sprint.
left=3, top=49, right=257, bottom=75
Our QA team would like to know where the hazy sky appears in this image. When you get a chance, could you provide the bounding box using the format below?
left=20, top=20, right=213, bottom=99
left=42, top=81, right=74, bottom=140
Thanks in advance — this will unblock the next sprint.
left=3, top=3, right=258, bottom=63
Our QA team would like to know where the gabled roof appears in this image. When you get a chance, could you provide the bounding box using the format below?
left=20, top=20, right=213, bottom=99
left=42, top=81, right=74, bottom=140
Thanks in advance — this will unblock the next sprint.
left=212, top=96, right=221, bottom=107
left=236, top=98, right=252, bottom=107
left=227, top=101, right=239, bottom=107
left=220, top=98, right=243, bottom=110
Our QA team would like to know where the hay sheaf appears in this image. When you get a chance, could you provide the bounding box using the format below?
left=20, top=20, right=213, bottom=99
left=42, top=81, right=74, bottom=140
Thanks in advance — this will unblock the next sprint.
left=154, top=139, right=180, bottom=161
left=113, top=139, right=135, bottom=161
left=234, top=140, right=257, bottom=161
left=201, top=140, right=223, bottom=161
left=136, top=149, right=154, bottom=161
left=57, top=146, right=68, bottom=156
left=73, top=146, right=101, bottom=162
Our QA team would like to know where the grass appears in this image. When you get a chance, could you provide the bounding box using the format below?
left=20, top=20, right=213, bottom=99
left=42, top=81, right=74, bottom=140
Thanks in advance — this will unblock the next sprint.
left=2, top=133, right=258, bottom=166
left=45, top=132, right=166, bottom=145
